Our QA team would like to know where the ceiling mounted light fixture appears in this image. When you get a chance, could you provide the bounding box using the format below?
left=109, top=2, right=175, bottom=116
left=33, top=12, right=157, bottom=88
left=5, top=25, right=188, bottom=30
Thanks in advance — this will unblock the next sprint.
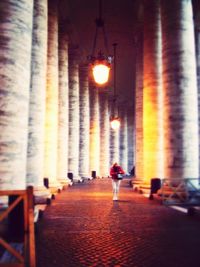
left=88, top=0, right=112, bottom=86
left=110, top=43, right=120, bottom=130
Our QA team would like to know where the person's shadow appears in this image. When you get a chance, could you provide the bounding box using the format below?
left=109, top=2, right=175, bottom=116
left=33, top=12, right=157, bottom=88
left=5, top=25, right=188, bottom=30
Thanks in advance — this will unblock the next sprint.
left=109, top=199, right=130, bottom=214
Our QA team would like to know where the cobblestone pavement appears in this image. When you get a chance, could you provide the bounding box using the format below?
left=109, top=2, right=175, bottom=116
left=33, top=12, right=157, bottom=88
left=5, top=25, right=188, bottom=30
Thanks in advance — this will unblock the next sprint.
left=36, top=178, right=200, bottom=267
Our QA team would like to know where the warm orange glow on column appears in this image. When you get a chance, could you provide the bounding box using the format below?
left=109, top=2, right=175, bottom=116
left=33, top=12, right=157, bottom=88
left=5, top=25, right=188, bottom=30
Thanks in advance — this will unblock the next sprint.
left=89, top=85, right=100, bottom=175
left=143, top=0, right=163, bottom=184
left=92, top=63, right=110, bottom=85
left=90, top=121, right=100, bottom=174
left=143, top=88, right=163, bottom=183
left=99, top=92, right=110, bottom=177
left=44, top=1, right=59, bottom=186
left=44, top=88, right=58, bottom=181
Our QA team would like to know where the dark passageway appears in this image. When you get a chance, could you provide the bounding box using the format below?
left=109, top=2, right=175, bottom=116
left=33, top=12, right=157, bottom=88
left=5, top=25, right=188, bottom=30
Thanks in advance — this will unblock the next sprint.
left=36, top=178, right=200, bottom=267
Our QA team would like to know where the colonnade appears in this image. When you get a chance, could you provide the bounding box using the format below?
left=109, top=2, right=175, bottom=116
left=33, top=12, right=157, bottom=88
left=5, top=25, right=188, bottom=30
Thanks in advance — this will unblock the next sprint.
left=1, top=0, right=199, bottom=198
left=135, top=0, right=199, bottom=185
left=0, top=0, right=132, bottom=199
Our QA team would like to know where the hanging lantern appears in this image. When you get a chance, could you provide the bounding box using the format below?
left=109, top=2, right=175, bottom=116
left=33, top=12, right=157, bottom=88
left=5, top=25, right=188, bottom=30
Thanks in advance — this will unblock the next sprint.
left=92, top=60, right=110, bottom=85
left=110, top=117, right=120, bottom=130
left=88, top=0, right=112, bottom=86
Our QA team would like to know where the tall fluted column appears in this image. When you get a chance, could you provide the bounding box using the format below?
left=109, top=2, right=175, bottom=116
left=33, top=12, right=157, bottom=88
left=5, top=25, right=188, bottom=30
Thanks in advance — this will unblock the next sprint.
left=143, top=0, right=163, bottom=183
left=44, top=0, right=61, bottom=191
left=99, top=91, right=110, bottom=177
left=109, top=105, right=119, bottom=166
left=134, top=30, right=144, bottom=181
left=68, top=45, right=81, bottom=182
left=57, top=20, right=70, bottom=185
left=79, top=64, right=90, bottom=178
left=193, top=1, right=200, bottom=174
left=27, top=0, right=51, bottom=202
left=119, top=105, right=128, bottom=173
left=161, top=0, right=199, bottom=181
left=127, top=106, right=134, bottom=172
left=89, top=83, right=100, bottom=176
left=0, top=0, right=33, bottom=190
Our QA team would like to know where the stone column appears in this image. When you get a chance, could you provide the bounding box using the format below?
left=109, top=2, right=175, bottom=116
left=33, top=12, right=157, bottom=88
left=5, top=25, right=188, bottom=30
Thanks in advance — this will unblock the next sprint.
left=127, top=106, right=134, bottom=173
left=89, top=83, right=100, bottom=177
left=193, top=0, right=200, bottom=175
left=44, top=0, right=61, bottom=192
left=99, top=91, right=110, bottom=177
left=26, top=0, right=51, bottom=202
left=119, top=104, right=128, bottom=173
left=79, top=64, right=90, bottom=179
left=161, top=0, right=199, bottom=182
left=0, top=0, right=33, bottom=190
left=57, top=20, right=71, bottom=186
left=68, top=45, right=82, bottom=182
left=143, top=0, right=163, bottom=184
left=134, top=30, right=144, bottom=182
left=109, top=105, right=120, bottom=166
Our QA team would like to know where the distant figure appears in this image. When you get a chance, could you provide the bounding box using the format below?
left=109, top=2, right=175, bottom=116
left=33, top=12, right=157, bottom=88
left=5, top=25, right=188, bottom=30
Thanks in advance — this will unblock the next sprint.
left=110, top=162, right=125, bottom=201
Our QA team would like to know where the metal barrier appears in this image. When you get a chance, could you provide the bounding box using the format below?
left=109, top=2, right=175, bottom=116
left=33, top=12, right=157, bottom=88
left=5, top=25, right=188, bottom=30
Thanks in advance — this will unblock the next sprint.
left=161, top=178, right=200, bottom=208
left=0, top=186, right=36, bottom=267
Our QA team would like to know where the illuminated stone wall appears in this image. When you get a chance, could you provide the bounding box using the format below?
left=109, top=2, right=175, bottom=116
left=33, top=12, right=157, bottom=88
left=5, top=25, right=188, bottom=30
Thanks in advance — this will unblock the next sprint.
left=99, top=91, right=110, bottom=177
left=68, top=45, right=80, bottom=178
left=27, top=0, right=47, bottom=187
left=89, top=83, right=100, bottom=176
left=44, top=0, right=59, bottom=187
left=161, top=0, right=199, bottom=180
left=57, top=21, right=69, bottom=183
left=0, top=0, right=33, bottom=190
left=143, top=0, right=163, bottom=183
left=79, top=64, right=90, bottom=177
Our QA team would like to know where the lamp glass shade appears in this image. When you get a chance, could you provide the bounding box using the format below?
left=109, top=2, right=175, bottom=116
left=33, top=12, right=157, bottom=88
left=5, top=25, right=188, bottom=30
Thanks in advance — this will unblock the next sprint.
left=92, top=63, right=110, bottom=85
left=110, top=118, right=120, bottom=130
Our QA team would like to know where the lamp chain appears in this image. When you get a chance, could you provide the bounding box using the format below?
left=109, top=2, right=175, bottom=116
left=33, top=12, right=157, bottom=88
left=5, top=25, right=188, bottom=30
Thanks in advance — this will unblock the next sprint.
left=113, top=43, right=118, bottom=116
left=91, top=0, right=109, bottom=57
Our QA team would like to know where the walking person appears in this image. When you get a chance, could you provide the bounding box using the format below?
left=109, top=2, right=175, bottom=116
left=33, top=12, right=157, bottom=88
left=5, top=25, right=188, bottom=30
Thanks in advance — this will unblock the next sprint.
left=110, top=162, right=125, bottom=201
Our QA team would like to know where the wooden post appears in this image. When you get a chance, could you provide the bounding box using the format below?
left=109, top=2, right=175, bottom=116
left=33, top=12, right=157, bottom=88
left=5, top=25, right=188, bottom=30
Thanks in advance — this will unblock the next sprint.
left=27, top=186, right=36, bottom=267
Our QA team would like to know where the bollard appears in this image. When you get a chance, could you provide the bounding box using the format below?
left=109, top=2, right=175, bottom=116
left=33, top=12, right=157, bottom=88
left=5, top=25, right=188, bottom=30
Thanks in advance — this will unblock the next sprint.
left=91, top=171, right=96, bottom=179
left=68, top=172, right=73, bottom=182
left=149, top=178, right=161, bottom=200
left=44, top=177, right=49, bottom=188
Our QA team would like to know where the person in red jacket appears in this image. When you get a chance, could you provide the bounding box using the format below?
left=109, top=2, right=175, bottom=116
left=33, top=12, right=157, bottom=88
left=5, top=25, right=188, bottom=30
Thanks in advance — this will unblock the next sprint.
left=110, top=162, right=125, bottom=201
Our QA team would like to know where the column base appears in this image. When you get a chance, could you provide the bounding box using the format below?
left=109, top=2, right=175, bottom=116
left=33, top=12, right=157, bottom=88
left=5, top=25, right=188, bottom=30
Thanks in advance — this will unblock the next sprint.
left=131, top=178, right=145, bottom=191
left=81, top=175, right=93, bottom=181
left=73, top=175, right=84, bottom=183
left=48, top=181, right=63, bottom=194
left=34, top=186, right=52, bottom=204
left=138, top=182, right=151, bottom=195
left=0, top=196, right=8, bottom=209
left=58, top=177, right=73, bottom=186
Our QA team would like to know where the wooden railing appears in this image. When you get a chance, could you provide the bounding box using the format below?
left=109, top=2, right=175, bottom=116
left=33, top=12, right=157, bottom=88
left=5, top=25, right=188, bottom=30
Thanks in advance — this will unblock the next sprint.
left=160, top=178, right=200, bottom=215
left=0, top=186, right=36, bottom=267
left=161, top=178, right=200, bottom=205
